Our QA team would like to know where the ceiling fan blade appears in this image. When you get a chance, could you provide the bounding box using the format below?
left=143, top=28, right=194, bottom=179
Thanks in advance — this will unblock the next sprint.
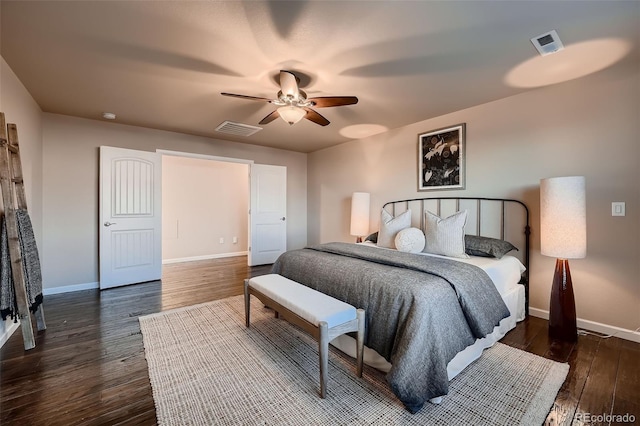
left=221, top=92, right=272, bottom=102
left=259, top=110, right=280, bottom=125
left=279, top=70, right=300, bottom=99
left=308, top=96, right=359, bottom=108
left=303, top=108, right=330, bottom=126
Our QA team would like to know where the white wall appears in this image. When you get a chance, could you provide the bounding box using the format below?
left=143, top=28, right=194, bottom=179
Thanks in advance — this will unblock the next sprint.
left=0, top=58, right=43, bottom=242
left=42, top=114, right=307, bottom=290
left=308, top=66, right=639, bottom=333
left=0, top=57, right=43, bottom=345
left=162, top=155, right=249, bottom=261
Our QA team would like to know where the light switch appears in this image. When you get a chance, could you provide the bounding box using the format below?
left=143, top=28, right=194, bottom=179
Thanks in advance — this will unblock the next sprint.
left=612, top=202, right=625, bottom=217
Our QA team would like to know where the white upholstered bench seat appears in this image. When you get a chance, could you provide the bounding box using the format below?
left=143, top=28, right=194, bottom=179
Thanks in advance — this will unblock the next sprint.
left=244, top=273, right=365, bottom=398
left=247, top=273, right=357, bottom=328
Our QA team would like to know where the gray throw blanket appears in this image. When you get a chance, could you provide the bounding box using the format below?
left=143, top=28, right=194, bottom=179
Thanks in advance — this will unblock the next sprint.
left=272, top=242, right=510, bottom=413
left=0, top=210, right=43, bottom=321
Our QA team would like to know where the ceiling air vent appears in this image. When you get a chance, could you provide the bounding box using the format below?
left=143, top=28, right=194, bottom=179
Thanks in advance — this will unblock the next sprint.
left=215, top=121, right=263, bottom=137
left=531, top=30, right=564, bottom=56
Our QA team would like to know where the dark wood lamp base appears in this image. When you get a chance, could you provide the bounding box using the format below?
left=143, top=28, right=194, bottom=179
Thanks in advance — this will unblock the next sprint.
left=549, top=258, right=578, bottom=342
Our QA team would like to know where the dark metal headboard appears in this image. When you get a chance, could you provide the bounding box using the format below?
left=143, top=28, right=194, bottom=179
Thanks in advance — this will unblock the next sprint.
left=382, top=197, right=530, bottom=315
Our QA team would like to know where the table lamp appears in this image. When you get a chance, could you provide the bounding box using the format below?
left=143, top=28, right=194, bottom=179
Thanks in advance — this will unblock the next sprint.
left=350, top=192, right=370, bottom=243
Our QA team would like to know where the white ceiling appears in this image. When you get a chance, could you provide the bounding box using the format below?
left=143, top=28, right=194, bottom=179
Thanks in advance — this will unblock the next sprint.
left=1, top=1, right=638, bottom=153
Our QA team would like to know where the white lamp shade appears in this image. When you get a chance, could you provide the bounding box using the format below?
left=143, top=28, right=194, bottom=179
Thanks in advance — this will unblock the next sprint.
left=350, top=192, right=370, bottom=237
left=277, top=106, right=306, bottom=125
left=540, top=176, right=587, bottom=259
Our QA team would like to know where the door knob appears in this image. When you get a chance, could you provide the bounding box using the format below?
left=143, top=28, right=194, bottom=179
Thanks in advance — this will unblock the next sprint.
left=104, top=221, right=117, bottom=227
left=280, top=217, right=286, bottom=221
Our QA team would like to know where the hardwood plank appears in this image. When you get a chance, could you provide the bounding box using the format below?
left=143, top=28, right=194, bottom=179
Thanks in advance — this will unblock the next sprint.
left=545, top=338, right=576, bottom=363
left=525, top=322, right=553, bottom=357
left=573, top=336, right=621, bottom=426
left=611, top=340, right=640, bottom=425
left=501, top=315, right=546, bottom=350
left=544, top=334, right=600, bottom=426
left=1, top=337, right=147, bottom=401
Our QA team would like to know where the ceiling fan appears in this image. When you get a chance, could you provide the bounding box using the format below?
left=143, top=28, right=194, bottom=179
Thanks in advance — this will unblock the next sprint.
left=221, top=70, right=358, bottom=126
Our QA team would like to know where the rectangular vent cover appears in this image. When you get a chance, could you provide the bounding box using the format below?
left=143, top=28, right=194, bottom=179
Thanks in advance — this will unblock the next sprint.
left=530, top=30, right=564, bottom=56
left=215, top=121, right=263, bottom=137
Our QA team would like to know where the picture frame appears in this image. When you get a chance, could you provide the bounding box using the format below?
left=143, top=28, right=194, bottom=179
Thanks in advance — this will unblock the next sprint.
left=417, top=123, right=465, bottom=191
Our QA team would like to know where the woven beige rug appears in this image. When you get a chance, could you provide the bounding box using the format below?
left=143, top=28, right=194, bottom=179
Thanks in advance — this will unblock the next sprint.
left=139, top=295, right=568, bottom=425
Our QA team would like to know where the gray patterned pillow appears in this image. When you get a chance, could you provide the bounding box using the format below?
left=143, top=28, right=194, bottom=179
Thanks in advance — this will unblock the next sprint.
left=423, top=210, right=469, bottom=258
left=465, top=235, right=518, bottom=259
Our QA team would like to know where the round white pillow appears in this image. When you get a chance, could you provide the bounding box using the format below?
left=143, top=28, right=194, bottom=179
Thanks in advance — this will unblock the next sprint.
left=394, top=227, right=426, bottom=253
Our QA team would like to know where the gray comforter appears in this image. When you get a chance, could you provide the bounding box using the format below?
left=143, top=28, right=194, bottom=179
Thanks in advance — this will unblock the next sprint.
left=271, top=242, right=510, bottom=413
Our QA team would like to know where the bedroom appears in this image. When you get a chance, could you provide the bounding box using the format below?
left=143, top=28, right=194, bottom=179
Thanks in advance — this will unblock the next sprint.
left=1, top=0, right=638, bottom=424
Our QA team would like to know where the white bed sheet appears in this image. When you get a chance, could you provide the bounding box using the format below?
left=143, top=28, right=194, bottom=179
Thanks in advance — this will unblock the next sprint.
left=359, top=240, right=526, bottom=294
left=330, top=242, right=527, bottom=402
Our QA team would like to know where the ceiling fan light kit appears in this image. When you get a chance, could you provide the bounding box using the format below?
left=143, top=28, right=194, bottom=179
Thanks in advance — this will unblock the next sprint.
left=221, top=70, right=358, bottom=127
left=277, top=105, right=306, bottom=125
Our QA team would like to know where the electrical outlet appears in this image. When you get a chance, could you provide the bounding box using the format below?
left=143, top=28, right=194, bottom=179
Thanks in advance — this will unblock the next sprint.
left=233, top=237, right=238, bottom=244
left=219, top=237, right=224, bottom=244
left=612, top=202, right=625, bottom=217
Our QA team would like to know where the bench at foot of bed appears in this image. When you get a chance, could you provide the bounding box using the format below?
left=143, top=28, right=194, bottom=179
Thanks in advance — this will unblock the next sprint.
left=244, top=273, right=365, bottom=398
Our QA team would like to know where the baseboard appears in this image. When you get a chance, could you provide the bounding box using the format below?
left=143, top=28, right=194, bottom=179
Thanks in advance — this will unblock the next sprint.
left=43, top=281, right=99, bottom=296
left=0, top=319, right=20, bottom=348
left=162, top=251, right=248, bottom=264
left=530, top=308, right=640, bottom=343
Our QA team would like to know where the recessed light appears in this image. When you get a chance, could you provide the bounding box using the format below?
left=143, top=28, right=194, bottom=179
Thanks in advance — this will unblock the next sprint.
left=102, top=112, right=116, bottom=120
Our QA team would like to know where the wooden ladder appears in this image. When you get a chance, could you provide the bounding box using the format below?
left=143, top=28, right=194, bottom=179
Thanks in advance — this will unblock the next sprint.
left=0, top=112, right=46, bottom=350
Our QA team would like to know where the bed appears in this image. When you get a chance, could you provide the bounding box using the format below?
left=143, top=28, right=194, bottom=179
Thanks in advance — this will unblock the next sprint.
left=271, top=197, right=530, bottom=413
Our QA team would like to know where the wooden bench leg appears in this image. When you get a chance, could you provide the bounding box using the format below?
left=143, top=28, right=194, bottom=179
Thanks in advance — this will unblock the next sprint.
left=356, top=309, right=365, bottom=377
left=243, top=279, right=250, bottom=328
left=245, top=275, right=363, bottom=399
left=318, top=321, right=329, bottom=398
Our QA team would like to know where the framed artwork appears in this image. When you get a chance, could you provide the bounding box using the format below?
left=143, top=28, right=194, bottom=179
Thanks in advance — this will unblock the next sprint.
left=417, top=123, right=465, bottom=191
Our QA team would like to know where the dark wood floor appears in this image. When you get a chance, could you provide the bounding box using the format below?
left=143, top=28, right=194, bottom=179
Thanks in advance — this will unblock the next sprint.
left=1, top=257, right=637, bottom=425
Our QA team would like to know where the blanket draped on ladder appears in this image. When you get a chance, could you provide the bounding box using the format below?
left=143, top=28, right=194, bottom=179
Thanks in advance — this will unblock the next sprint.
left=0, top=209, right=43, bottom=321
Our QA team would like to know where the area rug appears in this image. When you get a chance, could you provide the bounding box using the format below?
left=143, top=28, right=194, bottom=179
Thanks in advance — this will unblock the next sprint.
left=139, top=295, right=568, bottom=425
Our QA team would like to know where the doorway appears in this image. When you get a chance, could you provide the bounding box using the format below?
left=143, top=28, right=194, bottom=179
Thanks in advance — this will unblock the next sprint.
left=99, top=147, right=287, bottom=289
left=161, top=154, right=249, bottom=264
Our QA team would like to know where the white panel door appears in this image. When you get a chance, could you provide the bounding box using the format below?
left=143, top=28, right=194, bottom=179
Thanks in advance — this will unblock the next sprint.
left=100, top=146, right=162, bottom=289
left=249, top=164, right=287, bottom=266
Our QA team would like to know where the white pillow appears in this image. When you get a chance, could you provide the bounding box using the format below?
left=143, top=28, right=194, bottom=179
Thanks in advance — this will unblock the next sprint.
left=395, top=227, right=426, bottom=253
left=377, top=209, right=411, bottom=249
left=423, top=210, right=469, bottom=258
